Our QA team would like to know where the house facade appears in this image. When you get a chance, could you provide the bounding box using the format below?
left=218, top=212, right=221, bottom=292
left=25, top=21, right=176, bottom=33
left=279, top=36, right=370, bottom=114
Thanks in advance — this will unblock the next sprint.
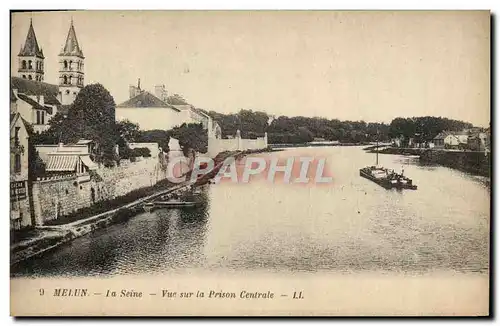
left=116, top=81, right=222, bottom=139
left=10, top=113, right=32, bottom=230
left=432, top=131, right=469, bottom=149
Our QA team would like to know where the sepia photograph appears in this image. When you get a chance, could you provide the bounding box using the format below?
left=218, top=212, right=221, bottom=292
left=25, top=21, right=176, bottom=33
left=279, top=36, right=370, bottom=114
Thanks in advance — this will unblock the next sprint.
left=9, top=10, right=491, bottom=316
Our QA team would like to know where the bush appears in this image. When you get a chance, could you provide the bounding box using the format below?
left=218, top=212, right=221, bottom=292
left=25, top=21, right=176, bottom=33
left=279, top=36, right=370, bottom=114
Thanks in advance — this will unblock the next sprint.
left=132, top=147, right=151, bottom=158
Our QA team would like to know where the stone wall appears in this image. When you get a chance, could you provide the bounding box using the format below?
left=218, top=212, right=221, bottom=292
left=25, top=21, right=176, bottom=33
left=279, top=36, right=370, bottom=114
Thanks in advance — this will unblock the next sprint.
left=208, top=132, right=268, bottom=158
left=32, top=157, right=166, bottom=225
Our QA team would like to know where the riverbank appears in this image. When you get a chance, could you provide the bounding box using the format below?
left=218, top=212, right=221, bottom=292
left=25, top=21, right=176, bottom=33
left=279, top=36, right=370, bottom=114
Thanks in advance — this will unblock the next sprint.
left=10, top=149, right=269, bottom=266
left=270, top=142, right=368, bottom=148
left=365, top=147, right=491, bottom=178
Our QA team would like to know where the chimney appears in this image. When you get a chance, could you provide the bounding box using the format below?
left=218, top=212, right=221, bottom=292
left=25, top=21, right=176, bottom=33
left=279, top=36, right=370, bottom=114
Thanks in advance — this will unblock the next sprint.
left=39, top=95, right=44, bottom=106
left=154, top=85, right=167, bottom=102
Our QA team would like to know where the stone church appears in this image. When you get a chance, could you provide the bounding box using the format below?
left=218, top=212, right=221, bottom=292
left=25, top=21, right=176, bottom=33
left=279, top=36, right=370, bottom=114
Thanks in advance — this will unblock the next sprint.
left=11, top=18, right=85, bottom=132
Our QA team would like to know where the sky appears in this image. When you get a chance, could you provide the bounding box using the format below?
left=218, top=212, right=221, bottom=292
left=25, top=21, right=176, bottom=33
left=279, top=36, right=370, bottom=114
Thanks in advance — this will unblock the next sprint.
left=11, top=11, right=490, bottom=126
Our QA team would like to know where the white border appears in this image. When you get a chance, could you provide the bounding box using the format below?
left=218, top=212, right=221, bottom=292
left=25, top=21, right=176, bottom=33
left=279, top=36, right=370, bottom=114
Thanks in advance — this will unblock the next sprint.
left=1, top=1, right=497, bottom=324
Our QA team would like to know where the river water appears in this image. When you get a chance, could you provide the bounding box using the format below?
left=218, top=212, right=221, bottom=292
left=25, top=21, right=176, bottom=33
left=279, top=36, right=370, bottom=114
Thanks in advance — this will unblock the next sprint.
left=11, top=147, right=490, bottom=277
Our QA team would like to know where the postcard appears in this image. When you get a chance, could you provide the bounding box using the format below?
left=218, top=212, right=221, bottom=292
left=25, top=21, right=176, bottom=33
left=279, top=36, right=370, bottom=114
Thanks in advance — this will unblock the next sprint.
left=10, top=10, right=490, bottom=316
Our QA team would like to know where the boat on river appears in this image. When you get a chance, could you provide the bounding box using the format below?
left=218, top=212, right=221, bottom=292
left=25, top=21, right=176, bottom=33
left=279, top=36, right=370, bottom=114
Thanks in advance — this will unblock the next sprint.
left=360, top=138, right=417, bottom=190
left=359, top=166, right=417, bottom=190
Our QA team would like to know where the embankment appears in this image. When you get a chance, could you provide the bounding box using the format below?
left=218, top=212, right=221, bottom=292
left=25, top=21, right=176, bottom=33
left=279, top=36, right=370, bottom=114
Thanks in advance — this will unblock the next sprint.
left=419, top=150, right=491, bottom=177
left=366, top=147, right=491, bottom=177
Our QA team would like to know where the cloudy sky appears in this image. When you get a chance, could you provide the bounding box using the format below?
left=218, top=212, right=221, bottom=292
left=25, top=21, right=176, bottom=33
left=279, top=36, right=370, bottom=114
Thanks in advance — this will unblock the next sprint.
left=11, top=11, right=490, bottom=126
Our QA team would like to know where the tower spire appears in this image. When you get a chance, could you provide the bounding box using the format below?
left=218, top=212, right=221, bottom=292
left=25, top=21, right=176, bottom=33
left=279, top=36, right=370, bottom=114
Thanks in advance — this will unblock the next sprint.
left=18, top=18, right=44, bottom=58
left=59, top=19, right=85, bottom=105
left=60, top=19, right=84, bottom=58
left=18, top=18, right=44, bottom=81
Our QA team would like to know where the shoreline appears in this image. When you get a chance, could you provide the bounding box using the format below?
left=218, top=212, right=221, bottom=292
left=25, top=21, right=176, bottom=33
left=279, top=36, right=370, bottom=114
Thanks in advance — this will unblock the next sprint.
left=364, top=147, right=491, bottom=178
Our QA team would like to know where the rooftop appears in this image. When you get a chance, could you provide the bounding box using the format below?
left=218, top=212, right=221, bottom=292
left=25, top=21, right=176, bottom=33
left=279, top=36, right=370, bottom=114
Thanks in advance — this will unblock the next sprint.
left=117, top=91, right=180, bottom=111
left=11, top=77, right=60, bottom=106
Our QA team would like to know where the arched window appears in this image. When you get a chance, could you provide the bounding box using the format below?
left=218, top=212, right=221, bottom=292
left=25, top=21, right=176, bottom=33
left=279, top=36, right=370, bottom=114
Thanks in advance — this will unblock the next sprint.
left=21, top=60, right=26, bottom=69
left=64, top=60, right=68, bottom=69
left=69, top=61, right=73, bottom=70
left=28, top=75, right=32, bottom=80
left=22, top=75, right=26, bottom=79
left=69, top=76, right=73, bottom=84
left=28, top=60, right=32, bottom=69
left=63, top=75, right=68, bottom=84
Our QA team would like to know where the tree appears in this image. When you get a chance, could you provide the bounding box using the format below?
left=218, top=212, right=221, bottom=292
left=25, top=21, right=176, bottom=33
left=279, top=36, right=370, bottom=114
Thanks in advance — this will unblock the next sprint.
left=65, top=83, right=118, bottom=165
left=136, top=129, right=171, bottom=153
left=167, top=94, right=189, bottom=105
left=116, top=120, right=141, bottom=148
left=31, top=112, right=73, bottom=144
left=170, top=123, right=208, bottom=155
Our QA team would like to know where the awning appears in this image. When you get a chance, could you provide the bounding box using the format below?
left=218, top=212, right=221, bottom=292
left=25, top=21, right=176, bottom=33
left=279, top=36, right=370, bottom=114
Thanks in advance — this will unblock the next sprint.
left=46, top=155, right=78, bottom=172
left=80, top=155, right=98, bottom=170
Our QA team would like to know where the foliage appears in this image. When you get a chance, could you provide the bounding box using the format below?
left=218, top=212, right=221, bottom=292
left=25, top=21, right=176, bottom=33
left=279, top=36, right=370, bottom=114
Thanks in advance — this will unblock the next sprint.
left=65, top=84, right=117, bottom=165
left=136, top=129, right=170, bottom=152
left=388, top=116, right=473, bottom=147
left=169, top=123, right=208, bottom=154
left=23, top=123, right=46, bottom=179
left=116, top=119, right=141, bottom=148
left=166, top=94, right=189, bottom=105
left=207, top=109, right=474, bottom=146
left=32, top=84, right=119, bottom=166
left=131, top=147, right=151, bottom=158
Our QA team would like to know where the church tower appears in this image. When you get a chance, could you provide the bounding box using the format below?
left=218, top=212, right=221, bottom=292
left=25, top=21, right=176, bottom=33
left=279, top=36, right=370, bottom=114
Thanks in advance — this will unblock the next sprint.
left=59, top=19, right=85, bottom=105
left=18, top=19, right=45, bottom=82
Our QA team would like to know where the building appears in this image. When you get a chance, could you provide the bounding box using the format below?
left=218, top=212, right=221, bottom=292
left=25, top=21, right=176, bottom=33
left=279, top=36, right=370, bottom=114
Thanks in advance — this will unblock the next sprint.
left=36, top=141, right=98, bottom=183
left=10, top=113, right=32, bottom=230
left=11, top=18, right=85, bottom=132
left=468, top=132, right=489, bottom=152
left=17, top=19, right=45, bottom=82
left=116, top=81, right=222, bottom=139
left=432, top=131, right=469, bottom=149
left=116, top=82, right=185, bottom=131
left=58, top=19, right=85, bottom=105
left=10, top=79, right=59, bottom=133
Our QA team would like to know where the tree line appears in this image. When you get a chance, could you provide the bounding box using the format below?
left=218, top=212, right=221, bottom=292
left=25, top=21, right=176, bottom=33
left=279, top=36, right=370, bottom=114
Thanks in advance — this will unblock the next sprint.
left=207, top=109, right=474, bottom=145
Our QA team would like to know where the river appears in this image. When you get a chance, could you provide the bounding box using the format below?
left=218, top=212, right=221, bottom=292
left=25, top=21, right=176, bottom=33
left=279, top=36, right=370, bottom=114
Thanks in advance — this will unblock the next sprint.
left=11, top=146, right=490, bottom=277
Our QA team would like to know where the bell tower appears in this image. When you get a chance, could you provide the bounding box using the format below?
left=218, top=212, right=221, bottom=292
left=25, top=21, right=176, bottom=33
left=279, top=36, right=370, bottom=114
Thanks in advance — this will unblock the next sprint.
left=59, top=19, right=85, bottom=105
left=18, top=18, right=45, bottom=82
